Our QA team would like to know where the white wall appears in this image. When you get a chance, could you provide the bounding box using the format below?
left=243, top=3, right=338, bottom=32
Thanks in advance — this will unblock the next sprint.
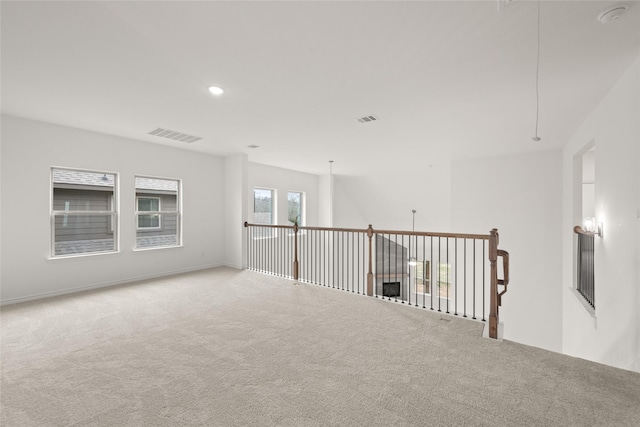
left=582, top=150, right=595, bottom=220
left=562, top=57, right=640, bottom=372
left=331, top=149, right=563, bottom=353
left=0, top=115, right=225, bottom=303
left=318, top=173, right=332, bottom=227
left=451, top=150, right=564, bottom=353
left=224, top=154, right=248, bottom=269
left=247, top=162, right=319, bottom=226
left=333, top=160, right=452, bottom=231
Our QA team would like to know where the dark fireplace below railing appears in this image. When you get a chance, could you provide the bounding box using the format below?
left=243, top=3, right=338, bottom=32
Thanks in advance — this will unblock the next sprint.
left=382, top=282, right=401, bottom=298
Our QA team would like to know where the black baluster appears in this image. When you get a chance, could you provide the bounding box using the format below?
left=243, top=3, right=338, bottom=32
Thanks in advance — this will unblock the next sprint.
left=422, top=236, right=426, bottom=309
left=430, top=236, right=434, bottom=310
left=402, top=234, right=406, bottom=304
left=482, top=239, right=486, bottom=322
left=472, top=239, right=476, bottom=320
left=446, top=237, right=450, bottom=314
left=454, top=238, right=458, bottom=316
left=463, top=239, right=467, bottom=318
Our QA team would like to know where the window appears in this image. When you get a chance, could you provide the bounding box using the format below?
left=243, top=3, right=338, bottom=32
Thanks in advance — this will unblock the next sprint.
left=577, top=147, right=596, bottom=309
left=413, top=261, right=450, bottom=298
left=135, top=176, right=180, bottom=249
left=414, top=261, right=431, bottom=294
left=51, top=168, right=117, bottom=257
left=287, top=191, right=304, bottom=226
left=253, top=188, right=275, bottom=238
left=254, top=188, right=274, bottom=224
left=137, top=197, right=161, bottom=229
left=436, top=262, right=452, bottom=299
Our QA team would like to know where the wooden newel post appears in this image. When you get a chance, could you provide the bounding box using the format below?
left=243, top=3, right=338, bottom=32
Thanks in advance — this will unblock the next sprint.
left=366, top=224, right=374, bottom=296
left=488, top=228, right=499, bottom=339
left=293, top=223, right=299, bottom=281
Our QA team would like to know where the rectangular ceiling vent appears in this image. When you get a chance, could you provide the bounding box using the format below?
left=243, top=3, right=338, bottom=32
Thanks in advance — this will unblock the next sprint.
left=147, top=127, right=202, bottom=143
left=357, top=115, right=378, bottom=124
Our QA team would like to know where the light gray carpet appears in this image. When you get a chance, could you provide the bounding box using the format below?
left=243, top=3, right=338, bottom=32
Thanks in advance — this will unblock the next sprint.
left=2, top=267, right=639, bottom=426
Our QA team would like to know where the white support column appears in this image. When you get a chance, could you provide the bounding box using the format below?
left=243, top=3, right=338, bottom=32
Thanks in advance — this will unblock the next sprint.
left=224, top=153, right=248, bottom=269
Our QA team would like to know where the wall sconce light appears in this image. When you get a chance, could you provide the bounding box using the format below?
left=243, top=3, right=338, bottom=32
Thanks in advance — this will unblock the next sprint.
left=584, top=217, right=603, bottom=237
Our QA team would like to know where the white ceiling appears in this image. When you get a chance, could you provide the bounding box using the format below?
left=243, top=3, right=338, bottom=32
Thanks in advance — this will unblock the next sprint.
left=2, top=0, right=639, bottom=175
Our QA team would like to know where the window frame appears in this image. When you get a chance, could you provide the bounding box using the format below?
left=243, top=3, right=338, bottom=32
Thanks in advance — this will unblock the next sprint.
left=134, top=175, right=182, bottom=250
left=50, top=167, right=119, bottom=258
left=136, top=196, right=162, bottom=230
left=252, top=188, right=276, bottom=239
left=411, top=260, right=451, bottom=299
left=287, top=191, right=305, bottom=227
left=414, top=260, right=431, bottom=295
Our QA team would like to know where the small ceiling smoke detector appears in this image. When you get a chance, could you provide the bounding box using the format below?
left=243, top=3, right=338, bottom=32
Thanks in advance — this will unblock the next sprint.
left=357, top=115, right=378, bottom=123
left=598, top=4, right=628, bottom=24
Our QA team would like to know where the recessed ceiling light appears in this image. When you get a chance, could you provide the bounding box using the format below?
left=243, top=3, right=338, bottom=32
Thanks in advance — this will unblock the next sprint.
left=208, top=86, right=224, bottom=95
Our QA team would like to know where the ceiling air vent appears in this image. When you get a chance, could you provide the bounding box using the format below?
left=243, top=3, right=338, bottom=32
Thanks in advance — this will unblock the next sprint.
left=497, top=0, right=520, bottom=11
left=357, top=115, right=378, bottom=124
left=147, top=127, right=202, bottom=143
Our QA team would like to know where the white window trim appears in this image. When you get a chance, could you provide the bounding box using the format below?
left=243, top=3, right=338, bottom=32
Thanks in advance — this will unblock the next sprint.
left=252, top=188, right=276, bottom=239
left=134, top=175, right=182, bottom=250
left=287, top=191, right=305, bottom=227
left=410, top=260, right=453, bottom=300
left=50, top=167, right=119, bottom=259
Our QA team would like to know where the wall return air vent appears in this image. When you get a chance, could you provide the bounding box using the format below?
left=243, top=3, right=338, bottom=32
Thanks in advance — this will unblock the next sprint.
left=147, top=128, right=202, bottom=143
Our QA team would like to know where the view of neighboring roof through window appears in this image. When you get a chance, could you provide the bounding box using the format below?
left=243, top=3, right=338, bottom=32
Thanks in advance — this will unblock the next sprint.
left=135, top=176, right=181, bottom=250
left=51, top=168, right=117, bottom=257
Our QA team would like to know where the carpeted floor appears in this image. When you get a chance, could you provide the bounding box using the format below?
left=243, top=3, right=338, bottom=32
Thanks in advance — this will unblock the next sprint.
left=2, top=267, right=640, bottom=426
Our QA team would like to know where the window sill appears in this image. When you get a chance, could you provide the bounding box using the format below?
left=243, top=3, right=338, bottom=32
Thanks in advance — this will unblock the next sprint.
left=133, top=244, right=183, bottom=252
left=571, top=287, right=596, bottom=319
left=48, top=250, right=120, bottom=261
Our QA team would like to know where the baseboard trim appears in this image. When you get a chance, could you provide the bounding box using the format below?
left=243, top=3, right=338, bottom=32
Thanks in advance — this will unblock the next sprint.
left=0, top=263, right=226, bottom=306
left=222, top=262, right=245, bottom=270
left=482, top=321, right=504, bottom=341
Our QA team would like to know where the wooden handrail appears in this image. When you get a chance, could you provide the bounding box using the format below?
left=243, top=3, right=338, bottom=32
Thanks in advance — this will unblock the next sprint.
left=244, top=222, right=490, bottom=240
left=244, top=221, right=294, bottom=230
left=301, top=225, right=369, bottom=233
left=497, top=249, right=510, bottom=307
left=573, top=225, right=598, bottom=237
left=373, top=229, right=490, bottom=240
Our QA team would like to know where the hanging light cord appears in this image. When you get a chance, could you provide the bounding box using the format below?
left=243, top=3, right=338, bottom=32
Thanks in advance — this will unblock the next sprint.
left=533, top=0, right=541, bottom=141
